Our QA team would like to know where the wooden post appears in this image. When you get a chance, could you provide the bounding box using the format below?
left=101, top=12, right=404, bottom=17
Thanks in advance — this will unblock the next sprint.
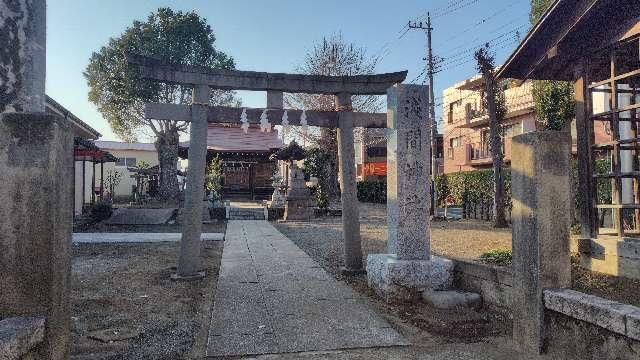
left=336, top=92, right=363, bottom=273
left=100, top=161, right=104, bottom=200
left=176, top=84, right=210, bottom=279
left=574, top=63, right=597, bottom=239
left=81, top=159, right=86, bottom=209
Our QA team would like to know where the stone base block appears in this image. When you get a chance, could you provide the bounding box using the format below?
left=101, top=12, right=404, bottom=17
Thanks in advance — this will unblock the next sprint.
left=422, top=290, right=482, bottom=310
left=283, top=199, right=314, bottom=221
left=366, top=254, right=454, bottom=302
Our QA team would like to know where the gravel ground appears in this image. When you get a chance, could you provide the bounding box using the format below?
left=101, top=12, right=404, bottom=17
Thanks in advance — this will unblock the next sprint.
left=70, top=241, right=223, bottom=360
left=274, top=202, right=640, bottom=308
left=274, top=202, right=511, bottom=274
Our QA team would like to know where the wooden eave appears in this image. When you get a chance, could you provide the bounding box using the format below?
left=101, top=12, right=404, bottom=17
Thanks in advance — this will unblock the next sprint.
left=498, top=0, right=640, bottom=81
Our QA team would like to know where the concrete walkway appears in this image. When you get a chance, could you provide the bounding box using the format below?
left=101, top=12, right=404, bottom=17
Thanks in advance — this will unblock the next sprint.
left=206, top=220, right=408, bottom=358
left=72, top=232, right=224, bottom=244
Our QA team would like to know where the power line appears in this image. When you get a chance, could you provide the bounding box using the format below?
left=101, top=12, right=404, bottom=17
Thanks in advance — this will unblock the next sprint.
left=433, top=0, right=481, bottom=19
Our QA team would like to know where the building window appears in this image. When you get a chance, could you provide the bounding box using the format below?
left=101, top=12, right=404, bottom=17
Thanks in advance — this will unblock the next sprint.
left=449, top=136, right=462, bottom=148
left=116, top=157, right=137, bottom=167
left=503, top=122, right=523, bottom=137
left=366, top=147, right=386, bottom=158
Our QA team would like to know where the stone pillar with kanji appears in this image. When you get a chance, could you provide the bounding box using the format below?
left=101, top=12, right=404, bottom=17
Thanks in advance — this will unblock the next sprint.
left=367, top=84, right=453, bottom=302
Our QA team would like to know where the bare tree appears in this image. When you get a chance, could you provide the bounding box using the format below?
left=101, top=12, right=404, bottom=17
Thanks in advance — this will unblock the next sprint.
left=285, top=33, right=383, bottom=205
left=475, top=46, right=508, bottom=228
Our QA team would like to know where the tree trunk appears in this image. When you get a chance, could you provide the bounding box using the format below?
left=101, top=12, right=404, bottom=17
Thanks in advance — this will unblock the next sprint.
left=484, top=73, right=508, bottom=228
left=155, top=128, right=181, bottom=204
left=319, top=128, right=341, bottom=206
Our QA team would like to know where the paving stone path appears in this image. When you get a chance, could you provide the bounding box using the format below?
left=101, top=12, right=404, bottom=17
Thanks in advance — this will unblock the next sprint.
left=206, top=220, right=409, bottom=358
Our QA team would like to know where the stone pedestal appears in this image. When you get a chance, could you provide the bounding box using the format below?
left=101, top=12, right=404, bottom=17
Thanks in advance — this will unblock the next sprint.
left=511, top=131, right=572, bottom=355
left=0, top=113, right=74, bottom=360
left=367, top=84, right=452, bottom=302
left=367, top=255, right=453, bottom=302
left=283, top=163, right=313, bottom=221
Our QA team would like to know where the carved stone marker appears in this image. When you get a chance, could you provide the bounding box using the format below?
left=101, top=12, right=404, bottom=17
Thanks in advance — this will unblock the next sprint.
left=283, top=163, right=314, bottom=221
left=367, top=84, right=453, bottom=302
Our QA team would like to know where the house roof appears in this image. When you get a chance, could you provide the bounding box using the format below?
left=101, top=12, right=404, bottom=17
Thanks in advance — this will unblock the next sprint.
left=45, top=95, right=101, bottom=140
left=95, top=141, right=157, bottom=152
left=497, top=0, right=640, bottom=81
left=181, top=124, right=284, bottom=152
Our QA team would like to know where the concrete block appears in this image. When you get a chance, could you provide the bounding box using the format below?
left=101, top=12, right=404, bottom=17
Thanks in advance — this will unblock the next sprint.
left=544, top=288, right=640, bottom=341
left=422, top=290, right=482, bottom=310
left=367, top=254, right=453, bottom=302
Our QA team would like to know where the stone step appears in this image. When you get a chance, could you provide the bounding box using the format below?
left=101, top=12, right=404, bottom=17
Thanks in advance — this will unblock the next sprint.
left=228, top=208, right=265, bottom=220
left=422, top=290, right=482, bottom=310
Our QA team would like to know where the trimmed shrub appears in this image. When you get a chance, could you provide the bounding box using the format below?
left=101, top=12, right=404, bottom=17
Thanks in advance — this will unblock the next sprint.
left=357, top=181, right=387, bottom=204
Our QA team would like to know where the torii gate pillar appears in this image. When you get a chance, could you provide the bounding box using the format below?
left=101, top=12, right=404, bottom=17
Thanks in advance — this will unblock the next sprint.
left=174, top=84, right=210, bottom=279
left=336, top=92, right=364, bottom=273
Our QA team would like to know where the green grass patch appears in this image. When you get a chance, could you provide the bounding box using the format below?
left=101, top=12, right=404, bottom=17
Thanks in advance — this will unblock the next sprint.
left=479, top=249, right=512, bottom=267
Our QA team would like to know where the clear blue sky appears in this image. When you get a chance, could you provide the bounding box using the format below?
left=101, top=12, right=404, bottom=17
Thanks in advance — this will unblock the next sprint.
left=46, top=0, right=532, bottom=141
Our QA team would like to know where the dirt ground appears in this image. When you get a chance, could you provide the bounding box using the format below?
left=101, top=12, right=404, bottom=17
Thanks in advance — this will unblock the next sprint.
left=70, top=241, right=223, bottom=360
left=274, top=202, right=640, bottom=308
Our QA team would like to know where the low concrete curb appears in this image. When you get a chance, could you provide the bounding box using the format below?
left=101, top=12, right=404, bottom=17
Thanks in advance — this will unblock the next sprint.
left=72, top=233, right=224, bottom=244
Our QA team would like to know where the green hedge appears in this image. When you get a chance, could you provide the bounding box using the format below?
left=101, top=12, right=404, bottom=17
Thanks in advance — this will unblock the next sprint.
left=435, top=169, right=511, bottom=208
left=357, top=181, right=387, bottom=204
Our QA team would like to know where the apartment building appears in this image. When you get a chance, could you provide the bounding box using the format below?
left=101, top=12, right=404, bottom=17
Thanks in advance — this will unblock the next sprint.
left=442, top=76, right=538, bottom=174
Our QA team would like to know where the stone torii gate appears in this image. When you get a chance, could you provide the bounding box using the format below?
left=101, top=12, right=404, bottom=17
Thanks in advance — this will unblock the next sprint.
left=127, top=55, right=451, bottom=295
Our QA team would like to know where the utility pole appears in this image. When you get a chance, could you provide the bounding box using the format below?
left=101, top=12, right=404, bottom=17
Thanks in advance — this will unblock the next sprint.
left=409, top=13, right=438, bottom=215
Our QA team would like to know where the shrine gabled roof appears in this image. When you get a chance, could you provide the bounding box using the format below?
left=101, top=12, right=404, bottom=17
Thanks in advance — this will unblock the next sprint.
left=181, top=124, right=284, bottom=152
left=497, top=0, right=640, bottom=81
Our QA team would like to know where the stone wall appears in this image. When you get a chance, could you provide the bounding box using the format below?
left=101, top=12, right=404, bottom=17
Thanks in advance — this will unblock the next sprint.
left=543, top=289, right=640, bottom=359
left=451, top=258, right=514, bottom=313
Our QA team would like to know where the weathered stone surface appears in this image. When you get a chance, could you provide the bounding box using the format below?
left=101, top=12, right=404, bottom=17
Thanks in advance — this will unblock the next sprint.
left=145, top=103, right=389, bottom=128
left=0, top=113, right=74, bottom=360
left=177, top=85, right=209, bottom=278
left=0, top=316, right=45, bottom=360
left=207, top=221, right=407, bottom=357
left=544, top=288, right=640, bottom=341
left=422, top=290, right=482, bottom=310
left=127, top=53, right=408, bottom=95
left=367, top=254, right=453, bottom=302
left=0, top=0, right=46, bottom=113
left=545, top=309, right=640, bottom=360
left=510, top=131, right=571, bottom=355
left=336, top=93, right=363, bottom=272
left=87, top=327, right=141, bottom=343
left=105, top=208, right=176, bottom=225
left=452, top=259, right=514, bottom=312
left=385, top=84, right=431, bottom=260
